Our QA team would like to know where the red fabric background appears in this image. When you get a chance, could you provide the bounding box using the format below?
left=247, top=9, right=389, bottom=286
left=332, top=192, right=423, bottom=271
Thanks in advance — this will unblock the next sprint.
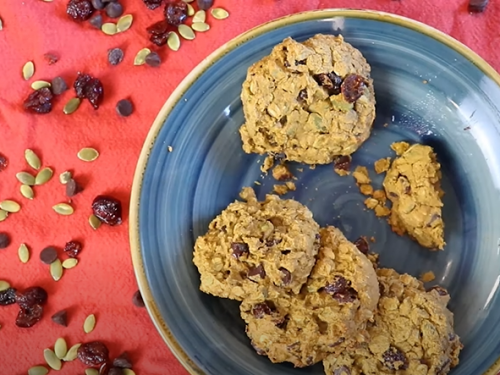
left=0, top=0, right=498, bottom=374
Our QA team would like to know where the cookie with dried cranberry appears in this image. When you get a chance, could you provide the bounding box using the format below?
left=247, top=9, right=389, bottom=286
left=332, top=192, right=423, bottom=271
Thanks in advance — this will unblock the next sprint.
left=323, top=268, right=462, bottom=375
left=240, top=34, right=375, bottom=165
left=240, top=226, right=379, bottom=367
left=193, top=187, right=320, bottom=301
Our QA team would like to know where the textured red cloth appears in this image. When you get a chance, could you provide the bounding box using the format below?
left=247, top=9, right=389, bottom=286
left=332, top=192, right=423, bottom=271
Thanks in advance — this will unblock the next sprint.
left=0, top=0, right=498, bottom=374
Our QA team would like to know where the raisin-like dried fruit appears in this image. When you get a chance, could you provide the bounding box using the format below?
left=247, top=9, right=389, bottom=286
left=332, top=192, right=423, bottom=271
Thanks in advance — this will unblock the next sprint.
left=150, top=32, right=170, bottom=46
left=92, top=195, right=122, bottom=226
left=16, top=304, right=43, bottom=328
left=252, top=302, right=274, bottom=319
left=314, top=72, right=342, bottom=96
left=341, top=74, right=366, bottom=103
left=164, top=1, right=187, bottom=26
left=324, top=276, right=357, bottom=303
left=16, top=286, right=48, bottom=308
left=64, top=240, right=82, bottom=258
left=231, top=242, right=249, bottom=259
left=0, top=153, right=8, bottom=171
left=354, top=237, right=369, bottom=255
left=113, top=352, right=132, bottom=368
left=0, top=288, right=17, bottom=306
left=84, top=78, right=104, bottom=109
left=78, top=341, right=110, bottom=366
left=247, top=264, right=266, bottom=279
left=74, top=73, right=92, bottom=98
left=382, top=346, right=408, bottom=370
left=333, top=155, right=351, bottom=172
left=147, top=19, right=170, bottom=35
left=143, top=0, right=163, bottom=10
left=279, top=267, right=292, bottom=285
left=197, top=0, right=213, bottom=10
left=67, top=0, right=95, bottom=21
left=23, top=87, right=53, bottom=114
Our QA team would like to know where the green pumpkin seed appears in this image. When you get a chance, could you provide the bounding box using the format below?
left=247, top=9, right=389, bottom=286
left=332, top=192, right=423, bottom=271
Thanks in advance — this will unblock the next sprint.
left=20, top=184, right=34, bottom=200
left=211, top=7, right=229, bottom=20
left=0, top=200, right=21, bottom=213
left=28, top=366, right=49, bottom=375
left=62, top=258, right=78, bottom=269
left=117, top=14, right=133, bottom=33
left=77, top=147, right=99, bottom=162
left=0, top=209, right=7, bottom=221
left=44, top=348, right=62, bottom=370
left=192, top=22, right=210, bottom=32
left=89, top=214, right=102, bottom=230
left=54, top=337, right=68, bottom=359
left=35, top=167, right=53, bottom=185
left=0, top=280, right=10, bottom=292
left=18, top=243, right=30, bottom=263
left=182, top=0, right=194, bottom=2
left=31, top=80, right=51, bottom=90
left=193, top=10, right=206, bottom=23
left=23, top=61, right=34, bottom=80
left=123, top=370, right=136, bottom=375
left=134, top=48, right=151, bottom=66
left=25, top=149, right=41, bottom=170
left=16, top=171, right=36, bottom=186
left=59, top=171, right=72, bottom=184
left=63, top=343, right=81, bottom=361
left=178, top=24, right=195, bottom=40
left=63, top=97, right=81, bottom=115
left=50, top=259, right=63, bottom=281
left=83, top=314, right=96, bottom=333
left=53, top=203, right=74, bottom=215
left=102, top=22, right=117, bottom=35
left=187, top=3, right=195, bottom=16
left=85, top=369, right=99, bottom=375
left=167, top=32, right=181, bottom=51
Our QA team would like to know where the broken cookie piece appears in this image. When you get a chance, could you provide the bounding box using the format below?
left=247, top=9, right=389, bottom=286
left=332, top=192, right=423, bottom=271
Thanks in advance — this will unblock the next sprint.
left=272, top=164, right=293, bottom=181
left=374, top=157, right=391, bottom=174
left=352, top=166, right=371, bottom=185
left=273, top=181, right=296, bottom=196
left=390, top=141, right=410, bottom=156
left=333, top=155, right=352, bottom=176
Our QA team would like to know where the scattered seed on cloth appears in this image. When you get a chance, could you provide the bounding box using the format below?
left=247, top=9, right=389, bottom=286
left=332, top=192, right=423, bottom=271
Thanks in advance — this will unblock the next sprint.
left=64, top=343, right=81, bottom=361
left=35, top=167, right=53, bottom=185
left=78, top=147, right=99, bottom=162
left=191, top=22, right=209, bottom=32
left=25, top=149, right=41, bottom=170
left=0, top=280, right=10, bottom=292
left=178, top=24, right=195, bottom=40
left=52, top=203, right=74, bottom=215
left=89, top=214, right=102, bottom=230
left=102, top=22, right=117, bottom=35
left=50, top=259, right=63, bottom=281
left=62, top=258, right=78, bottom=269
left=0, top=200, right=21, bottom=213
left=83, top=313, right=96, bottom=333
left=55, top=337, right=68, bottom=359
left=28, top=366, right=49, bottom=375
left=167, top=32, right=181, bottom=51
left=0, top=210, right=7, bottom=221
left=44, top=348, right=62, bottom=370
left=18, top=243, right=30, bottom=263
left=59, top=171, right=72, bottom=184
left=134, top=48, right=151, bottom=65
left=145, top=52, right=161, bottom=67
left=16, top=171, right=36, bottom=185
left=116, top=14, right=133, bottom=32
left=31, top=81, right=51, bottom=90
left=20, top=184, right=34, bottom=199
left=23, top=61, right=35, bottom=80
left=193, top=10, right=206, bottom=23
left=211, top=7, right=229, bottom=19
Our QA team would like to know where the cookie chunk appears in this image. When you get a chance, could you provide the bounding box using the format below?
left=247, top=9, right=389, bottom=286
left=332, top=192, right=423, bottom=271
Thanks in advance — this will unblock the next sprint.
left=240, top=226, right=379, bottom=367
left=383, top=144, right=445, bottom=250
left=193, top=188, right=320, bottom=301
left=323, top=268, right=462, bottom=375
left=240, top=34, right=376, bottom=165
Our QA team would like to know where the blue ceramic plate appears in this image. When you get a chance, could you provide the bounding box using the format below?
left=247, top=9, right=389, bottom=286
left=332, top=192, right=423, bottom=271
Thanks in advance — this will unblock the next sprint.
left=130, top=9, right=500, bottom=375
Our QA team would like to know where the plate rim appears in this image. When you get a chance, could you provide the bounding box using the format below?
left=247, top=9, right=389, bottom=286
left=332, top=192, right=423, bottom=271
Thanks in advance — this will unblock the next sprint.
left=129, top=8, right=500, bottom=375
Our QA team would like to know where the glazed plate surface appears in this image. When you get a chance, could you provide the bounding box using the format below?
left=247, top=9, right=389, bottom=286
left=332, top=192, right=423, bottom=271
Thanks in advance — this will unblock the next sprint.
left=130, top=9, right=500, bottom=375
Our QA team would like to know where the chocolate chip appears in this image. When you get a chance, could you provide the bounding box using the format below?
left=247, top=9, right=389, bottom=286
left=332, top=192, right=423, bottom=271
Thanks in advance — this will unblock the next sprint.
left=116, top=99, right=134, bottom=117
left=265, top=238, right=282, bottom=247
left=324, top=275, right=357, bottom=303
left=40, top=246, right=58, bottom=264
left=132, top=290, right=145, bottom=308
left=334, top=366, right=351, bottom=375
left=295, top=59, right=307, bottom=65
left=51, top=309, right=68, bottom=327
left=108, top=368, right=124, bottom=375
left=297, top=89, right=308, bottom=102
left=51, top=76, right=69, bottom=95
left=469, top=0, right=489, bottom=12
left=247, top=264, right=266, bottom=279
left=382, top=346, right=408, bottom=370
left=251, top=302, right=273, bottom=318
left=0, top=233, right=11, bottom=249
left=354, top=237, right=369, bottom=254
left=145, top=52, right=162, bottom=67
left=89, top=13, right=103, bottom=29
left=279, top=267, right=291, bottom=285
left=105, top=2, right=123, bottom=18
left=113, top=352, right=132, bottom=368
left=275, top=314, right=289, bottom=329
left=66, top=178, right=84, bottom=197
left=231, top=242, right=249, bottom=259
left=314, top=72, right=342, bottom=95
left=273, top=152, right=286, bottom=162
left=426, top=213, right=441, bottom=227
left=429, top=286, right=448, bottom=296
left=91, top=0, right=105, bottom=9
left=108, top=48, right=124, bottom=66
left=333, top=155, right=351, bottom=172
left=389, top=192, right=398, bottom=198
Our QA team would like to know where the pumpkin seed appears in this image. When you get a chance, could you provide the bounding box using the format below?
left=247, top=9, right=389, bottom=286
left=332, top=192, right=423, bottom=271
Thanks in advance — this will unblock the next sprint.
left=62, top=258, right=78, bottom=269
left=59, top=171, right=72, bottom=184
left=133, top=48, right=151, bottom=66
left=77, top=147, right=99, bottom=162
left=187, top=3, right=195, bottom=16
left=16, top=171, right=36, bottom=185
left=178, top=24, right=195, bottom=40
left=18, top=243, right=30, bottom=263
left=31, top=80, right=51, bottom=90
left=101, top=22, right=117, bottom=35
left=20, top=184, right=34, bottom=200
left=53, top=203, right=74, bottom=215
left=83, top=314, right=96, bottom=333
left=28, top=366, right=49, bottom=375
left=43, top=348, right=62, bottom=370
left=0, top=280, right=10, bottom=292
left=25, top=149, right=41, bottom=170
left=211, top=7, right=229, bottom=19
left=0, top=200, right=21, bottom=213
left=85, top=369, right=99, bottom=375
left=23, top=61, right=35, bottom=80
left=0, top=209, right=8, bottom=221
left=50, top=259, right=63, bottom=281
left=54, top=337, right=68, bottom=359
left=89, top=214, right=102, bottom=230
left=192, top=22, right=210, bottom=32
left=193, top=10, right=206, bottom=23
left=123, top=370, right=136, bottom=375
left=63, top=97, right=81, bottom=115
left=167, top=32, right=181, bottom=51
left=35, top=167, right=53, bottom=185
left=63, top=343, right=81, bottom=361
left=116, top=14, right=133, bottom=33
left=182, top=0, right=194, bottom=2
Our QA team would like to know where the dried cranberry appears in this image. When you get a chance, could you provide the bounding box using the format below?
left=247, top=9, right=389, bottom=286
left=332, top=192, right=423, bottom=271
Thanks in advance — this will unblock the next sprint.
left=16, top=286, right=48, bottom=308
left=84, top=78, right=104, bottom=109
left=0, top=153, right=7, bottom=172
left=146, top=19, right=170, bottom=34
left=16, top=304, right=43, bottom=328
left=0, top=288, right=17, bottom=306
left=252, top=302, right=274, bottom=318
left=143, top=0, right=163, bottom=10
left=78, top=341, right=110, bottom=366
left=333, top=155, right=351, bottom=172
left=113, top=352, right=132, bottom=368
left=64, top=240, right=82, bottom=258
left=354, top=237, right=369, bottom=255
left=67, top=0, right=95, bottom=21
left=341, top=74, right=366, bottom=103
left=231, top=242, right=249, bottom=259
left=324, top=276, right=357, bottom=303
left=23, top=87, right=53, bottom=114
left=149, top=31, right=170, bottom=46
left=92, top=195, right=122, bottom=226
left=164, top=1, right=187, bottom=26
left=279, top=267, right=292, bottom=285
left=382, top=346, right=408, bottom=370
left=247, top=264, right=266, bottom=279
left=314, top=72, right=342, bottom=95
left=196, top=0, right=213, bottom=10
left=74, top=73, right=92, bottom=98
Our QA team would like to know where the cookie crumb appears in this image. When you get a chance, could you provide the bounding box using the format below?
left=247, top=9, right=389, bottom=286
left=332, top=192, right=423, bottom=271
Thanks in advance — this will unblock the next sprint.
left=272, top=164, right=293, bottom=181
left=254, top=181, right=261, bottom=186
left=390, top=141, right=410, bottom=156
left=420, top=271, right=436, bottom=283
left=374, top=157, right=391, bottom=174
left=370, top=236, right=376, bottom=243
left=364, top=197, right=379, bottom=210
left=359, top=184, right=374, bottom=196
left=273, top=181, right=296, bottom=196
left=333, top=155, right=352, bottom=176
left=374, top=205, right=391, bottom=217
left=352, top=166, right=371, bottom=185
left=168, top=146, right=173, bottom=152
left=285, top=181, right=296, bottom=191
left=260, top=155, right=275, bottom=173
left=383, top=122, right=389, bottom=127
left=372, top=190, right=387, bottom=204
left=309, top=165, right=316, bottom=170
